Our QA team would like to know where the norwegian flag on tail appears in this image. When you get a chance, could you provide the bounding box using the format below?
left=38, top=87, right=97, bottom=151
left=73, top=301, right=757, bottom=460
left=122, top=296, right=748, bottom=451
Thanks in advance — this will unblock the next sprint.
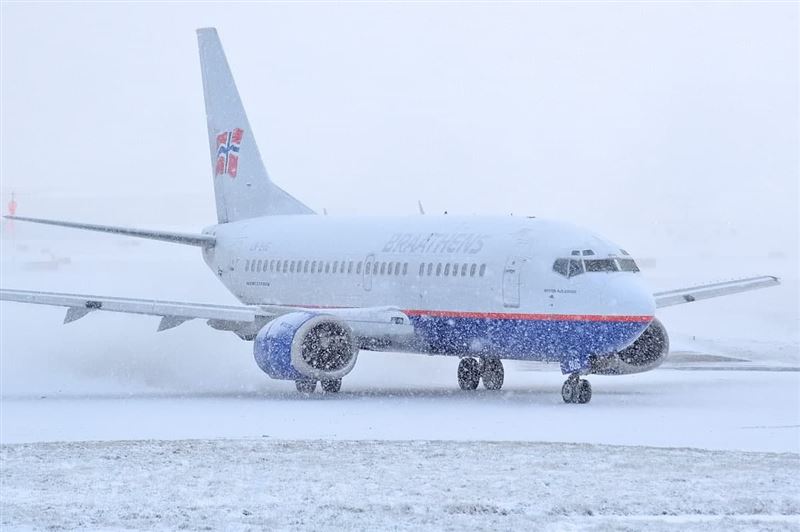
left=215, top=128, right=244, bottom=177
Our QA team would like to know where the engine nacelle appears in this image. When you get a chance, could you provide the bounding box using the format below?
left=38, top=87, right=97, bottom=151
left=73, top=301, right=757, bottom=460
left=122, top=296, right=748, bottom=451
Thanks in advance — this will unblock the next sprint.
left=590, top=318, right=669, bottom=375
left=253, top=312, right=358, bottom=381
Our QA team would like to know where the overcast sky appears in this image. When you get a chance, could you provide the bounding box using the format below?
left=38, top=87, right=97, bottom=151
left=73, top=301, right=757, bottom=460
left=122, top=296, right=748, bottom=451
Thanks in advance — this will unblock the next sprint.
left=1, top=2, right=797, bottom=259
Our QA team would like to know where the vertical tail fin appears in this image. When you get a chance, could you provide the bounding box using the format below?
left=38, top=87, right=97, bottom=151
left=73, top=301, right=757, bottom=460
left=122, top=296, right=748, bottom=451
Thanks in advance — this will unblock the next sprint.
left=197, top=27, right=314, bottom=222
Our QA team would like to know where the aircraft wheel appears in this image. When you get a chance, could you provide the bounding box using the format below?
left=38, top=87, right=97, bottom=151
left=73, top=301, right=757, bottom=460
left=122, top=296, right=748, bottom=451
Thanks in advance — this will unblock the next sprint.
left=481, top=359, right=504, bottom=390
left=295, top=378, right=317, bottom=393
left=457, top=358, right=481, bottom=390
left=561, top=380, right=577, bottom=403
left=562, top=375, right=591, bottom=404
left=321, top=378, right=342, bottom=393
left=577, top=379, right=592, bottom=404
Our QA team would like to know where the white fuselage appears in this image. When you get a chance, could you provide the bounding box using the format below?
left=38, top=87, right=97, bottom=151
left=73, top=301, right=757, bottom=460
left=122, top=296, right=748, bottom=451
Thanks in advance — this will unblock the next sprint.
left=202, top=215, right=655, bottom=366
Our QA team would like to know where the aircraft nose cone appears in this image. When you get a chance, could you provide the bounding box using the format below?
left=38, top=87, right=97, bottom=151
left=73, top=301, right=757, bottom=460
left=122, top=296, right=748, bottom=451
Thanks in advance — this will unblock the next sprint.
left=603, top=276, right=655, bottom=318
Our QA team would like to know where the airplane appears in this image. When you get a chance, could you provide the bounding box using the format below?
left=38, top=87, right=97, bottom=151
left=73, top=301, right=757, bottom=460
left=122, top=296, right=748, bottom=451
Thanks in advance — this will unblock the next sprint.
left=0, top=28, right=780, bottom=403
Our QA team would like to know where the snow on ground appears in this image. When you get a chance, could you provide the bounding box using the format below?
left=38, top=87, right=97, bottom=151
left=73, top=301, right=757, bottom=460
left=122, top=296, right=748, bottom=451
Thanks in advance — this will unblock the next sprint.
left=2, top=439, right=798, bottom=531
left=2, top=365, right=799, bottom=452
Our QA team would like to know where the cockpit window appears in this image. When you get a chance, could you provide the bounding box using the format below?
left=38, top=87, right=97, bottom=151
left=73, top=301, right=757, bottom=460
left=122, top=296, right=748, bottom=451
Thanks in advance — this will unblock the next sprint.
left=617, top=258, right=640, bottom=272
left=568, top=259, right=584, bottom=277
left=554, top=256, right=639, bottom=277
left=584, top=259, right=619, bottom=272
left=553, top=258, right=569, bottom=276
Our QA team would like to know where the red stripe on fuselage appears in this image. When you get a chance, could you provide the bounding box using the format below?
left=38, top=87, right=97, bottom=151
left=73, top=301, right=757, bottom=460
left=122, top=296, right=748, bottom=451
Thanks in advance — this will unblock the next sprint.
left=276, top=304, right=653, bottom=323
left=402, top=310, right=652, bottom=322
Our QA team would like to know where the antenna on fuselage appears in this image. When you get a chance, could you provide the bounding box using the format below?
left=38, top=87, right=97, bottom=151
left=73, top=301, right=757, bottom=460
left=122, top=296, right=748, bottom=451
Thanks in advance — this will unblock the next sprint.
left=418, top=200, right=425, bottom=215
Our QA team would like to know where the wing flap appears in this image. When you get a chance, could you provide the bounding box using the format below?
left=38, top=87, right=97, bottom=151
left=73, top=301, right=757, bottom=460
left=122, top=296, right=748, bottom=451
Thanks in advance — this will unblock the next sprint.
left=654, top=275, right=780, bottom=308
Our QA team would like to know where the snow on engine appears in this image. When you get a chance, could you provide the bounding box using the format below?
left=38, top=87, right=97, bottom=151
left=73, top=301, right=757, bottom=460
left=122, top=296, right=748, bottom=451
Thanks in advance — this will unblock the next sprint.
left=589, top=318, right=670, bottom=375
left=253, top=311, right=358, bottom=383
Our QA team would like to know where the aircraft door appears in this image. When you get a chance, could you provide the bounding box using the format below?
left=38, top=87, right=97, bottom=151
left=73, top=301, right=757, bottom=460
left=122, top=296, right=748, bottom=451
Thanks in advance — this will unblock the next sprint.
left=502, top=256, right=523, bottom=308
left=363, top=254, right=375, bottom=291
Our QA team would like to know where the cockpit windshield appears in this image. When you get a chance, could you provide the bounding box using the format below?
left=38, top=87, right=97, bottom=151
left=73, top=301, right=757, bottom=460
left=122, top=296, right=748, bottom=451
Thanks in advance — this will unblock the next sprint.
left=584, top=259, right=618, bottom=272
left=552, top=253, right=639, bottom=278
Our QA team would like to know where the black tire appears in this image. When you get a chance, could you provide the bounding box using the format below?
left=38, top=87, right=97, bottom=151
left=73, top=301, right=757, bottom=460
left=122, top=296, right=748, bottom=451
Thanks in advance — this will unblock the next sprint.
left=295, top=379, right=317, bottom=393
left=321, top=378, right=342, bottom=393
left=482, top=359, right=504, bottom=390
left=457, top=358, right=481, bottom=390
left=577, top=379, right=592, bottom=404
left=561, top=380, right=576, bottom=403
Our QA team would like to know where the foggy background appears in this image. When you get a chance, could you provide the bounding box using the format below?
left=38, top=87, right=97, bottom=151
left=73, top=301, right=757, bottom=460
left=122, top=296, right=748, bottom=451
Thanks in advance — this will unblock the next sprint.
left=1, top=3, right=797, bottom=395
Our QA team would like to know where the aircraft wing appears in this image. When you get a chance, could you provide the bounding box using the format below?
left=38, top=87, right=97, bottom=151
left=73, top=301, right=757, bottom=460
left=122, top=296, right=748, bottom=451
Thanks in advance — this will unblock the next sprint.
left=0, top=289, right=413, bottom=340
left=653, top=275, right=780, bottom=309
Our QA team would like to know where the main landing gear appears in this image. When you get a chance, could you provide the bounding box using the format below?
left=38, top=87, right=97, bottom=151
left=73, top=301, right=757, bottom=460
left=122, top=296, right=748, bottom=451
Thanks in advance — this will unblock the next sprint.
left=295, top=378, right=342, bottom=394
left=561, top=373, right=592, bottom=404
left=457, top=357, right=504, bottom=391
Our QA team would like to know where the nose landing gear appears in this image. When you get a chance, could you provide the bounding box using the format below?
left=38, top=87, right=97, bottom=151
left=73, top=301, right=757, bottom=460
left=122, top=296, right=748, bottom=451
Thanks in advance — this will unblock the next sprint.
left=457, top=357, right=505, bottom=391
left=561, top=373, right=592, bottom=404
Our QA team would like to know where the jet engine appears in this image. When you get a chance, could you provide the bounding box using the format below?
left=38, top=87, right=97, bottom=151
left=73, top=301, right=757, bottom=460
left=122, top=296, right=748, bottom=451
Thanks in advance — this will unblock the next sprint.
left=253, top=311, right=358, bottom=381
left=590, top=318, right=669, bottom=375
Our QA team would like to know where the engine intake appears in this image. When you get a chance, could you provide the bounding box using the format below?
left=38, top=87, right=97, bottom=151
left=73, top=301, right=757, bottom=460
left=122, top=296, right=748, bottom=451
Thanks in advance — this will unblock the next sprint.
left=590, top=318, right=669, bottom=375
left=254, top=312, right=357, bottom=381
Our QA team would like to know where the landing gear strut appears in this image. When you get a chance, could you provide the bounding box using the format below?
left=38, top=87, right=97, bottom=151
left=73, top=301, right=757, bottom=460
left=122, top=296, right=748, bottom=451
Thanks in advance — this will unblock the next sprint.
left=457, top=357, right=505, bottom=391
left=561, top=374, right=592, bottom=404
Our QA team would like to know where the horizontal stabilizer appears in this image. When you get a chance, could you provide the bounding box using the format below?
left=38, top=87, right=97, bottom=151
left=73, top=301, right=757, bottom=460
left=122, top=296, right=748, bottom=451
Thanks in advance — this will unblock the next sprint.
left=5, top=216, right=215, bottom=247
left=653, top=275, right=780, bottom=308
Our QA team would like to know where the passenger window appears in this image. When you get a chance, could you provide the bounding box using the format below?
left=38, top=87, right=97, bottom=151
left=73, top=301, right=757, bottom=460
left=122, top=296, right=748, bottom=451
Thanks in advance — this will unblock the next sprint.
left=470, top=264, right=477, bottom=277
left=325, top=262, right=330, bottom=274
left=450, top=263, right=457, bottom=276
left=436, top=263, right=442, bottom=276
left=380, top=262, right=386, bottom=275
left=444, top=264, right=451, bottom=276
left=304, top=260, right=309, bottom=273
left=402, top=263, right=408, bottom=275
left=568, top=259, right=584, bottom=277
left=332, top=261, right=338, bottom=274
left=270, top=260, right=275, bottom=272
left=427, top=263, right=433, bottom=276
left=387, top=262, right=394, bottom=275
left=419, top=263, right=425, bottom=276
left=311, top=261, right=317, bottom=274
left=479, top=264, right=486, bottom=276
left=553, top=259, right=569, bottom=277
left=357, top=262, right=363, bottom=274
left=461, top=264, right=467, bottom=276
left=290, top=261, right=295, bottom=273
left=348, top=261, right=354, bottom=274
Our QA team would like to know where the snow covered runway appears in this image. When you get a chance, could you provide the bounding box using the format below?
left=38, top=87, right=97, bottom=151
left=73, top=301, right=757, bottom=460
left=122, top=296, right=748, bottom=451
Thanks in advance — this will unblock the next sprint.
left=2, top=439, right=798, bottom=531
left=3, top=360, right=798, bottom=452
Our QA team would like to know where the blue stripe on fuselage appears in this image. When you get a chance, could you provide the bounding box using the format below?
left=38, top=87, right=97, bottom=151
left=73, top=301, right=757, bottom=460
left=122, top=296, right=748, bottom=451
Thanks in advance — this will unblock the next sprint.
left=408, top=315, right=649, bottom=364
